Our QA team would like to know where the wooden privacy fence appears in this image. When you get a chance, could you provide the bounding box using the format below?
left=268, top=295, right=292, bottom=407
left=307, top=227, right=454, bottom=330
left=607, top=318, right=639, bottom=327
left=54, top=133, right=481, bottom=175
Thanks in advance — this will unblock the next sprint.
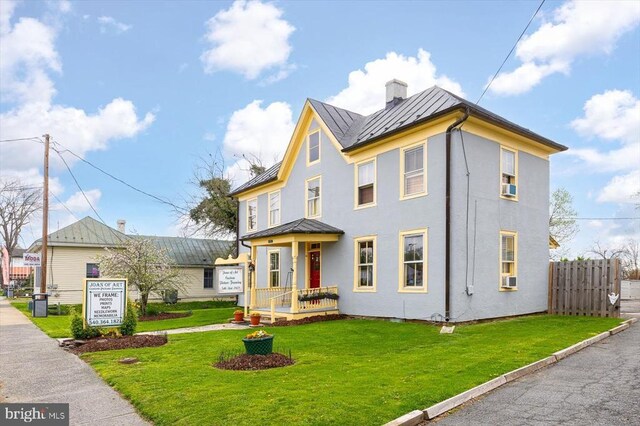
left=549, top=258, right=621, bottom=317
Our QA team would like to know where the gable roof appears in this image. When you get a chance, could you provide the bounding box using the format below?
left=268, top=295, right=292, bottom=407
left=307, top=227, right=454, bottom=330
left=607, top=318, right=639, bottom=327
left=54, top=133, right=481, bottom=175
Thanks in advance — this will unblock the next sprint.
left=28, top=216, right=234, bottom=267
left=231, top=85, right=567, bottom=196
left=241, top=218, right=344, bottom=241
left=31, top=216, right=129, bottom=248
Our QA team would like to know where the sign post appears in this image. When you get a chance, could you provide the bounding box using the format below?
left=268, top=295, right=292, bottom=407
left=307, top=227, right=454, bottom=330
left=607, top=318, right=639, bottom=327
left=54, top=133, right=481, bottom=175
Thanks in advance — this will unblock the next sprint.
left=83, top=279, right=127, bottom=327
left=215, top=253, right=250, bottom=317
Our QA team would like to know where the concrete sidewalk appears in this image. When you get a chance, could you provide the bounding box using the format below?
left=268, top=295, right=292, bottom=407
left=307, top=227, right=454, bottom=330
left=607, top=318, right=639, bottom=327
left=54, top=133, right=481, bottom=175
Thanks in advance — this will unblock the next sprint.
left=434, top=322, right=640, bottom=425
left=0, top=298, right=149, bottom=425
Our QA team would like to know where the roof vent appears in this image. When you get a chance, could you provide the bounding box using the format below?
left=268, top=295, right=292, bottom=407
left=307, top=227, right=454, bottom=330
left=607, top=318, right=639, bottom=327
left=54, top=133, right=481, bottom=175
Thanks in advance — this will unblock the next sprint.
left=117, top=219, right=126, bottom=233
left=385, top=79, right=408, bottom=109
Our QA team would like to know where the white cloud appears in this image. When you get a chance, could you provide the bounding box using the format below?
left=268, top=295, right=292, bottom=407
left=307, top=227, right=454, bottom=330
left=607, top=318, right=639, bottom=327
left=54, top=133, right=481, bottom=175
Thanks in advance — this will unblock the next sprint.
left=326, top=49, right=464, bottom=115
left=97, top=16, right=132, bottom=34
left=223, top=100, right=294, bottom=186
left=597, top=170, right=640, bottom=204
left=61, top=189, right=102, bottom=212
left=568, top=90, right=640, bottom=173
left=0, top=5, right=154, bottom=176
left=200, top=0, right=295, bottom=80
left=489, top=1, right=640, bottom=95
left=571, top=90, right=640, bottom=145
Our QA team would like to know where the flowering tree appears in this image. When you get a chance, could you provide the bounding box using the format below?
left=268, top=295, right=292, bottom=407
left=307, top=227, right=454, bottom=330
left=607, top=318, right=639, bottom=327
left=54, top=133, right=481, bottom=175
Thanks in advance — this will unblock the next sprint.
left=98, top=237, right=184, bottom=315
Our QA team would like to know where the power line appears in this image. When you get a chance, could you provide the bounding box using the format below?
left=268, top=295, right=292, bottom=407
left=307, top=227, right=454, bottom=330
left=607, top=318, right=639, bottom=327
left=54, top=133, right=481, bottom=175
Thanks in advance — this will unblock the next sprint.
left=0, top=137, right=43, bottom=143
left=51, top=139, right=187, bottom=214
left=476, top=0, right=546, bottom=105
left=52, top=147, right=127, bottom=243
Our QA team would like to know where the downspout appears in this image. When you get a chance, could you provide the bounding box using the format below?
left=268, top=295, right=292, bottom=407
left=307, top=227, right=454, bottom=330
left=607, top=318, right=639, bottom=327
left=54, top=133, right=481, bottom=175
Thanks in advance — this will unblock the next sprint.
left=445, top=107, right=470, bottom=321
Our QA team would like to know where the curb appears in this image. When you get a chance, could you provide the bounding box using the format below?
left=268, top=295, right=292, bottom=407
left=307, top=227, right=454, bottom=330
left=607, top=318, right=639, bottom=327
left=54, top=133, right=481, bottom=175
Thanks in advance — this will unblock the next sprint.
left=383, top=318, right=636, bottom=426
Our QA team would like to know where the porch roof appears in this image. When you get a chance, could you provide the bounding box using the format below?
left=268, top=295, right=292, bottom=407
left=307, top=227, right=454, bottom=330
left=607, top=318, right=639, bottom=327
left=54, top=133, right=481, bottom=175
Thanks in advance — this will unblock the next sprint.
left=240, top=218, right=344, bottom=242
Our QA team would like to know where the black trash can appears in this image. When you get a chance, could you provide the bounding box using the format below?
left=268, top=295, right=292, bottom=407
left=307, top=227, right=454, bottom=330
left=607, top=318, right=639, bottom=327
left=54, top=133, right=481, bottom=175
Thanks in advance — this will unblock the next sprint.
left=32, top=293, right=49, bottom=318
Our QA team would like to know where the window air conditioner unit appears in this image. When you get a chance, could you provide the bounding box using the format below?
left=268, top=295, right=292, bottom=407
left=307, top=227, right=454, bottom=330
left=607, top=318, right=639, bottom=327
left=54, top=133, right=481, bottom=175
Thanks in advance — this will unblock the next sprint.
left=502, top=276, right=517, bottom=288
left=502, top=183, right=517, bottom=197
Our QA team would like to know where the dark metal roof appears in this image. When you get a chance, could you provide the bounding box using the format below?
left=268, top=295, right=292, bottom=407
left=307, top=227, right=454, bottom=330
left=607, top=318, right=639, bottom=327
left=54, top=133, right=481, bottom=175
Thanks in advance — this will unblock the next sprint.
left=10, top=248, right=26, bottom=257
left=240, top=218, right=344, bottom=241
left=229, top=161, right=282, bottom=196
left=133, top=235, right=234, bottom=267
left=231, top=86, right=567, bottom=195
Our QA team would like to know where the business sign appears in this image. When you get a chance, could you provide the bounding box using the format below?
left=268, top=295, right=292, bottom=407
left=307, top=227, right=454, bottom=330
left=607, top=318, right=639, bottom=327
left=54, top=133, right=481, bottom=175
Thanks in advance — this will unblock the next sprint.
left=22, top=252, right=41, bottom=266
left=84, top=279, right=127, bottom=327
left=217, top=266, right=243, bottom=294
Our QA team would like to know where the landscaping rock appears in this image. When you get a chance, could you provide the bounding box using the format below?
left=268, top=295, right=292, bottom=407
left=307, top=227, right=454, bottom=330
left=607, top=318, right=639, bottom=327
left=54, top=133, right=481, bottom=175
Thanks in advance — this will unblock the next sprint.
left=119, top=357, right=139, bottom=364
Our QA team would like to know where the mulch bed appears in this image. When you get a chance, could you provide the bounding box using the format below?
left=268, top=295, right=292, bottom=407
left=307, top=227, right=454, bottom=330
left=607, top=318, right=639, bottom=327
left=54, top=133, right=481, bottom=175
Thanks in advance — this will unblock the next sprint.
left=214, top=353, right=294, bottom=371
left=70, top=335, right=168, bottom=354
left=138, top=312, right=191, bottom=321
left=270, top=314, right=347, bottom=327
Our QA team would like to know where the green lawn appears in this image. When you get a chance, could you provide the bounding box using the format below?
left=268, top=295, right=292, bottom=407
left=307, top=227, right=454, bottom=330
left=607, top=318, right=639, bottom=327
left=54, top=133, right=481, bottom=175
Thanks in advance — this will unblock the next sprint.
left=82, top=315, right=621, bottom=426
left=10, top=301, right=237, bottom=338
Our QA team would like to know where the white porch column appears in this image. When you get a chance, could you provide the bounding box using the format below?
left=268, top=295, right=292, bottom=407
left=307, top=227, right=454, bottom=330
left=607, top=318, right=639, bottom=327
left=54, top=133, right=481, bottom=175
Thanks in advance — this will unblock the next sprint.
left=250, top=244, right=257, bottom=309
left=291, top=240, right=299, bottom=313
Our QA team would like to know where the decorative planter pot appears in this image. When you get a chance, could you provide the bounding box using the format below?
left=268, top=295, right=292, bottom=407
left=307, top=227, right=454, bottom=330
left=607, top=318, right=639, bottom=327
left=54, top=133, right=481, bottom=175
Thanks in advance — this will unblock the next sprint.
left=250, top=315, right=261, bottom=326
left=234, top=312, right=244, bottom=322
left=242, top=336, right=274, bottom=355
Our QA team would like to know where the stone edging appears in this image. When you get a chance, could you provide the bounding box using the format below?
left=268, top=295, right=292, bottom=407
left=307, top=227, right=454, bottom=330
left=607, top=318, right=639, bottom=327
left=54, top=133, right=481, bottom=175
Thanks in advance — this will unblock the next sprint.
left=383, top=317, right=638, bottom=426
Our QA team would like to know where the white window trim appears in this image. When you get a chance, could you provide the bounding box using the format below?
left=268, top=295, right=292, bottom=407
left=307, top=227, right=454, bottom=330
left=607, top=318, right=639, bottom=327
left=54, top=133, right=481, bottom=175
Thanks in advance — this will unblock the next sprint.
left=246, top=198, right=257, bottom=233
left=268, top=249, right=281, bottom=288
left=305, top=175, right=322, bottom=219
left=499, top=230, right=518, bottom=291
left=354, top=158, right=377, bottom=209
left=353, top=235, right=377, bottom=292
left=398, top=228, right=428, bottom=293
left=400, top=142, right=428, bottom=200
left=500, top=146, right=519, bottom=201
left=307, top=129, right=321, bottom=166
left=268, top=190, right=281, bottom=228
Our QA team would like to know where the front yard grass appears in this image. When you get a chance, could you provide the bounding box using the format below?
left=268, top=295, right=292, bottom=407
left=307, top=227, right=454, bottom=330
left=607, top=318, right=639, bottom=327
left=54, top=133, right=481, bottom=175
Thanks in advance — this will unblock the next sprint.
left=10, top=300, right=237, bottom=338
left=82, top=315, right=621, bottom=426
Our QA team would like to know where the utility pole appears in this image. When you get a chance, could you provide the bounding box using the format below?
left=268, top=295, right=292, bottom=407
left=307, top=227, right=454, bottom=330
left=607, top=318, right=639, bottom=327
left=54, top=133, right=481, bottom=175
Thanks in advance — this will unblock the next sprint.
left=40, top=134, right=50, bottom=294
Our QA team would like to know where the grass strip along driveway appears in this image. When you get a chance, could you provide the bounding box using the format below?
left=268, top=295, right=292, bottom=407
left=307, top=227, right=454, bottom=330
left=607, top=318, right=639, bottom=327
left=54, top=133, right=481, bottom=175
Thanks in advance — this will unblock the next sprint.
left=82, top=315, right=621, bottom=426
left=10, top=300, right=236, bottom=338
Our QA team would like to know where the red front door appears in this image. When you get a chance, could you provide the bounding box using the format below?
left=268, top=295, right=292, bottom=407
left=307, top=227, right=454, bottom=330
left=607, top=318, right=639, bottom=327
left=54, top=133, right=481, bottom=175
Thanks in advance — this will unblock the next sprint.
left=309, top=251, right=321, bottom=289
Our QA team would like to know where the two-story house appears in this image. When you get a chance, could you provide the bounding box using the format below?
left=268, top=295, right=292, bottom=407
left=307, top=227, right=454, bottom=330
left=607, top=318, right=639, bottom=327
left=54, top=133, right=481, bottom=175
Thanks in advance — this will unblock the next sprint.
left=230, top=81, right=567, bottom=323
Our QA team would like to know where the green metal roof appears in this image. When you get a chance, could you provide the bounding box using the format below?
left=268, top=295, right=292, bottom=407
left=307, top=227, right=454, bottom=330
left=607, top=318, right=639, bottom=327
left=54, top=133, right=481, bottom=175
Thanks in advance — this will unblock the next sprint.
left=30, top=216, right=234, bottom=267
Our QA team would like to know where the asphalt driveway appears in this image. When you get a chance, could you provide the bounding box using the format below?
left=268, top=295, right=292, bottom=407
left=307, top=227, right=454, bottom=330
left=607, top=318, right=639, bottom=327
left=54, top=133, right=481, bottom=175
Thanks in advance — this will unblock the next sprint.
left=433, top=321, right=639, bottom=425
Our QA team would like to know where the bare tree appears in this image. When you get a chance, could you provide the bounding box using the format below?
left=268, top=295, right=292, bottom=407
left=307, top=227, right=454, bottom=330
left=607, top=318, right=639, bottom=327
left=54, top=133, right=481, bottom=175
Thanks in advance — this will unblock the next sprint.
left=97, top=237, right=185, bottom=316
left=549, top=188, right=579, bottom=245
left=621, top=239, right=640, bottom=279
left=0, top=180, right=42, bottom=284
left=588, top=241, right=626, bottom=260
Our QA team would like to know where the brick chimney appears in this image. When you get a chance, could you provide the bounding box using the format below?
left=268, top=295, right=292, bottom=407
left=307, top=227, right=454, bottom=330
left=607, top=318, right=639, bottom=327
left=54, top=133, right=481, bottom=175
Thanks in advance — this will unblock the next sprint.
left=385, top=79, right=408, bottom=109
left=117, top=219, right=126, bottom=233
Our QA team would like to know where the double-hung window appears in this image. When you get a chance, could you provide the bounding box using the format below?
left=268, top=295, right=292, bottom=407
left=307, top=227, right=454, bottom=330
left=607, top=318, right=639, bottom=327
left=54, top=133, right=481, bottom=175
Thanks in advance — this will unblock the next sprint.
left=247, top=198, right=257, bottom=232
left=268, top=191, right=281, bottom=227
left=501, top=148, right=518, bottom=199
left=354, top=237, right=376, bottom=291
left=400, top=231, right=426, bottom=291
left=203, top=268, right=214, bottom=289
left=306, top=177, right=321, bottom=218
left=86, top=263, right=100, bottom=278
left=402, top=145, right=426, bottom=198
left=500, top=231, right=517, bottom=289
left=356, top=160, right=375, bottom=207
left=268, top=250, right=280, bottom=288
left=308, top=131, right=320, bottom=164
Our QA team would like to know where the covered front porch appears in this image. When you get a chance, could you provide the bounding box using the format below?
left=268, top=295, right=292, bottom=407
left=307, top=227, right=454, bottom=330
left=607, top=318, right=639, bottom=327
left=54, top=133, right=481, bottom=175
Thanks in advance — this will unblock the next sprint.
left=242, top=218, right=344, bottom=323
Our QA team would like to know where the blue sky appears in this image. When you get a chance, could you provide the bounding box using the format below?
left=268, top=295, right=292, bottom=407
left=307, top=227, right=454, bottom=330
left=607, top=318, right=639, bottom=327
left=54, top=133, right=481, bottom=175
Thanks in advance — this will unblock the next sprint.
left=0, top=0, right=639, bottom=257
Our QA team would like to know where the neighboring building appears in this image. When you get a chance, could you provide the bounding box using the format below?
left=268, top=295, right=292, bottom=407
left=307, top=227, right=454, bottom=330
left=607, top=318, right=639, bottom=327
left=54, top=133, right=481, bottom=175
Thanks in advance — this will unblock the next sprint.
left=231, top=81, right=567, bottom=323
left=27, top=216, right=234, bottom=304
left=1, top=247, right=33, bottom=289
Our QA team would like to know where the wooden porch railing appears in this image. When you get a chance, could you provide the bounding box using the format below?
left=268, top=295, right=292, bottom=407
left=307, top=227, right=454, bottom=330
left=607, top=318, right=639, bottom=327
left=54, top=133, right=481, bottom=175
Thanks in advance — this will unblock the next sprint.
left=298, top=286, right=339, bottom=312
left=253, top=287, right=292, bottom=309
